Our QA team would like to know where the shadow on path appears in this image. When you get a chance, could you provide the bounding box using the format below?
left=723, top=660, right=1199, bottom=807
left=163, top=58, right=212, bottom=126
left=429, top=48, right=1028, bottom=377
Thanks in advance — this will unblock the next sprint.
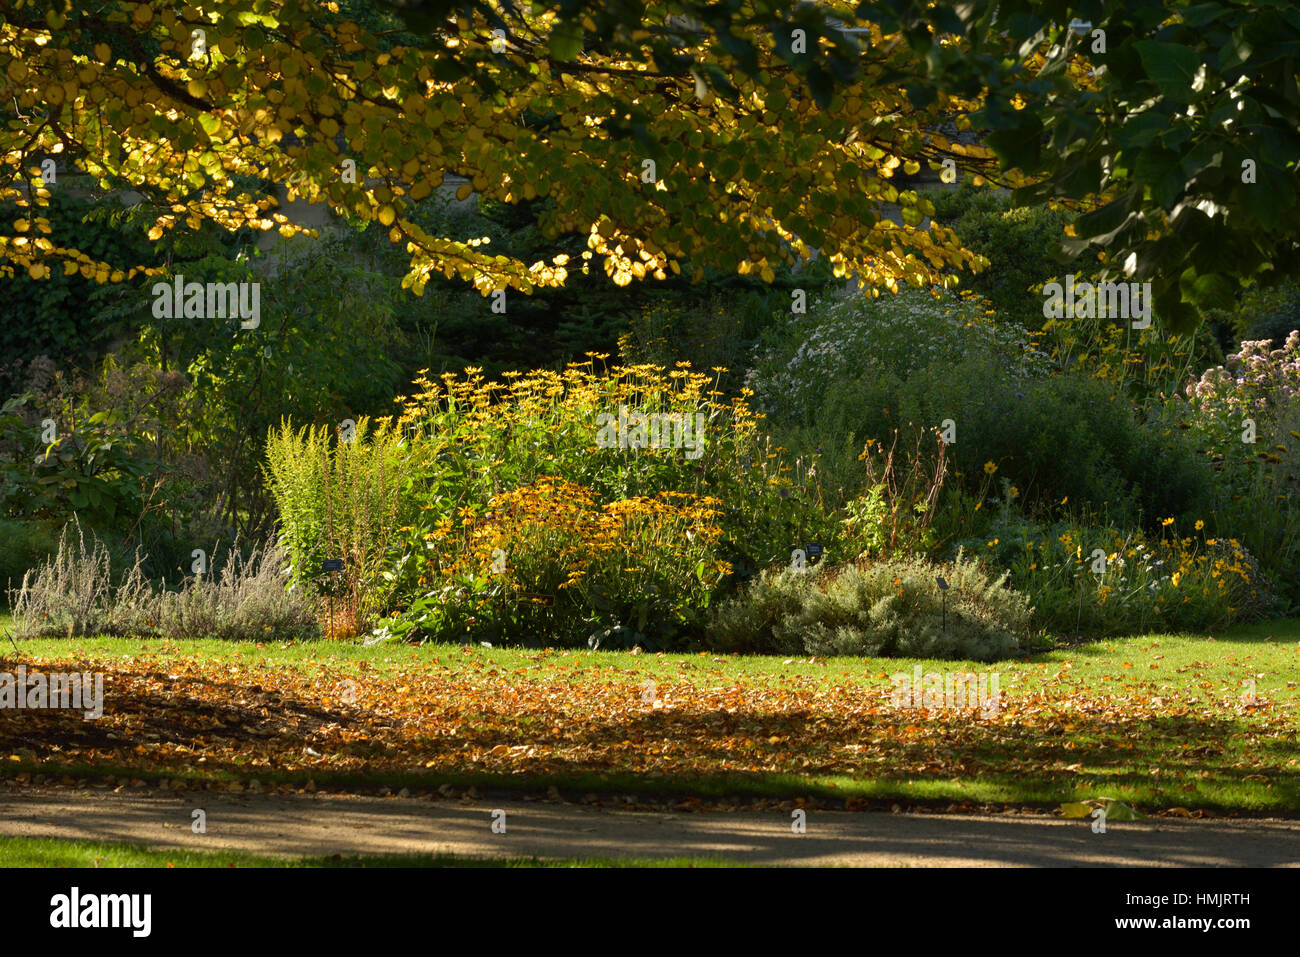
left=2, top=789, right=1298, bottom=866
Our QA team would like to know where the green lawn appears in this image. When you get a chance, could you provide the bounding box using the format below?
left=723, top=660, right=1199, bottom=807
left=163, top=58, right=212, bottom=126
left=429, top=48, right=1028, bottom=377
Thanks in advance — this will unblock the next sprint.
left=9, top=620, right=1299, bottom=723
left=0, top=836, right=740, bottom=868
left=11, top=618, right=1300, bottom=699
left=3, top=618, right=1298, bottom=815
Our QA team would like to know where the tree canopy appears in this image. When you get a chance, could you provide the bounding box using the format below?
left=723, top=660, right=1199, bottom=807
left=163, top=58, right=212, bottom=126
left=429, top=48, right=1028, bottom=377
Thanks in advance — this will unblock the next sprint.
left=2, top=0, right=1297, bottom=328
left=882, top=0, right=1300, bottom=330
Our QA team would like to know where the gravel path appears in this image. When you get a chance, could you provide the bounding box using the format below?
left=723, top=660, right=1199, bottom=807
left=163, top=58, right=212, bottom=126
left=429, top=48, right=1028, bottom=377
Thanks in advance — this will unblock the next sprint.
left=2, top=788, right=1298, bottom=866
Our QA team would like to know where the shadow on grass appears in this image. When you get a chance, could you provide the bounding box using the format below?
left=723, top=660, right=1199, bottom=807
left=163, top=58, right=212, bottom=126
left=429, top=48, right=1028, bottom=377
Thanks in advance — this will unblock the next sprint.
left=1, top=652, right=1294, bottom=814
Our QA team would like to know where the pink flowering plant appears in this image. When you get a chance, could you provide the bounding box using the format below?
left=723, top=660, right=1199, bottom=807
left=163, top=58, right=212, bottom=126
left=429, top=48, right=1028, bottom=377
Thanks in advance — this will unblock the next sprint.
left=1186, top=331, right=1300, bottom=418
left=1182, top=331, right=1300, bottom=606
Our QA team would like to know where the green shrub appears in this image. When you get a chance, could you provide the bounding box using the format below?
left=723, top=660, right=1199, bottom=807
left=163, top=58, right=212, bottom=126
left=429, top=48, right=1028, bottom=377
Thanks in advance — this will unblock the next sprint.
left=928, top=185, right=1074, bottom=328
left=895, top=358, right=1215, bottom=528
left=132, top=243, right=406, bottom=539
left=618, top=293, right=759, bottom=393
left=707, top=551, right=1031, bottom=661
left=1225, top=279, right=1300, bottom=346
left=926, top=181, right=990, bottom=223
left=0, top=359, right=224, bottom=583
left=959, top=519, right=1277, bottom=638
left=0, top=390, right=163, bottom=531
left=0, top=518, right=61, bottom=594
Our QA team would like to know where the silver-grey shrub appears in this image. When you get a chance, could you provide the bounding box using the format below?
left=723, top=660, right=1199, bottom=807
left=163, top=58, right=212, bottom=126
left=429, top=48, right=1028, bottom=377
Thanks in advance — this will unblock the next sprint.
left=8, top=521, right=152, bottom=638
left=152, top=540, right=319, bottom=641
left=8, top=523, right=319, bottom=641
left=708, top=551, right=1031, bottom=661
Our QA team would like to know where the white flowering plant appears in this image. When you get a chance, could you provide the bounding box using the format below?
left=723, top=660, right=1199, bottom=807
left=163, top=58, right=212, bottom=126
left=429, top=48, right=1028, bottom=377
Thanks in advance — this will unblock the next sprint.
left=744, top=286, right=1051, bottom=423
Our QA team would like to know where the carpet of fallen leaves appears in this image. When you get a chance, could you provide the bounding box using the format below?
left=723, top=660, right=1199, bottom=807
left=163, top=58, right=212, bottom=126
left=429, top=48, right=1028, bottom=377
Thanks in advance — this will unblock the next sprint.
left=1, top=648, right=1297, bottom=811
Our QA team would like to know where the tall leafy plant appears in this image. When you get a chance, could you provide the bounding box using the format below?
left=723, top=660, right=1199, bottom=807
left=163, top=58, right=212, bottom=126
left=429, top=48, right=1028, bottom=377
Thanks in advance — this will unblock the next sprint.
left=264, top=416, right=410, bottom=632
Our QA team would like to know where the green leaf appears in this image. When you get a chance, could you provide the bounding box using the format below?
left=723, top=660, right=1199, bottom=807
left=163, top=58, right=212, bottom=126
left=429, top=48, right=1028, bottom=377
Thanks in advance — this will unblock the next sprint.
left=1113, top=112, right=1168, bottom=151
left=1134, top=40, right=1203, bottom=104
left=1186, top=270, right=1237, bottom=310
left=1101, top=801, right=1145, bottom=821
left=1153, top=278, right=1201, bottom=334
left=549, top=21, right=584, bottom=62
left=1072, top=186, right=1141, bottom=242
left=1133, top=146, right=1186, bottom=208
left=1237, top=163, right=1296, bottom=232
left=1179, top=3, right=1230, bottom=28
left=983, top=113, right=1043, bottom=172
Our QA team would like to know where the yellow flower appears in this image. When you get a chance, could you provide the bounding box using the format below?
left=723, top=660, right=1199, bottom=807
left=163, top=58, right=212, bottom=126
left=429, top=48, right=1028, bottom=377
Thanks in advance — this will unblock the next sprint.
left=1161, top=517, right=1175, bottom=526
left=1008, top=486, right=1020, bottom=498
left=1060, top=496, right=1068, bottom=505
left=983, top=460, right=998, bottom=475
left=1194, top=520, right=1204, bottom=531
